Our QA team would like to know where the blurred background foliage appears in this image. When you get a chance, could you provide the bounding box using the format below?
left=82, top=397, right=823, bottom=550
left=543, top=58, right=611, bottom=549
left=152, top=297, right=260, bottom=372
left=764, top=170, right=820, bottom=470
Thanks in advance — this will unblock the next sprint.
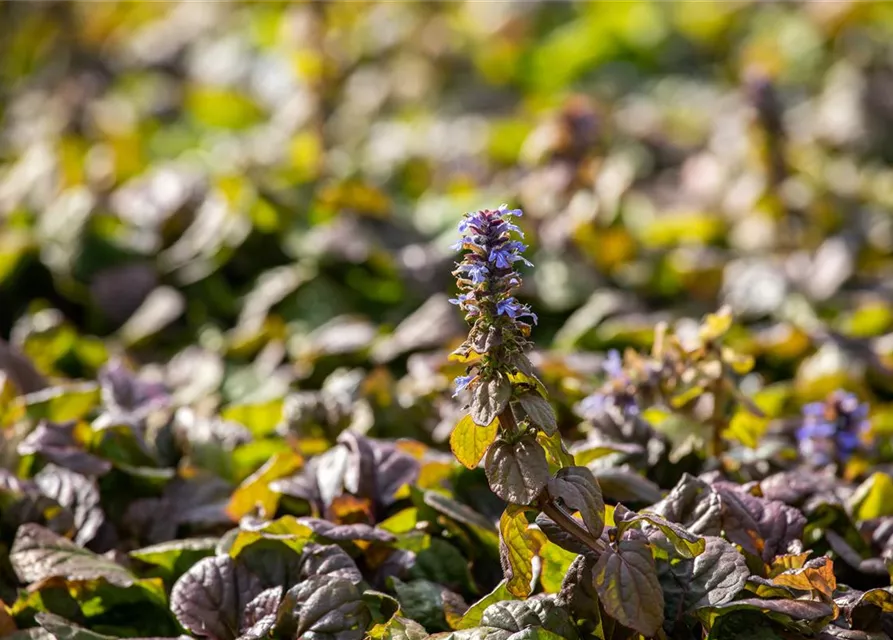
left=4, top=0, right=893, bottom=428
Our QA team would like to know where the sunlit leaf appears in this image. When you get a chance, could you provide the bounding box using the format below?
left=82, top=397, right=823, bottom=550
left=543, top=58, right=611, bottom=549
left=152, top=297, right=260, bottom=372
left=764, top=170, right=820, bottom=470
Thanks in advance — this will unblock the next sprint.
left=450, top=414, right=499, bottom=470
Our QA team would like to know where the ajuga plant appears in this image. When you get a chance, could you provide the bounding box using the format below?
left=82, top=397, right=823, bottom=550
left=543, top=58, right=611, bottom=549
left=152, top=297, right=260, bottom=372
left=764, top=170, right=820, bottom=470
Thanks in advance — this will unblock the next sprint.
left=797, top=390, right=873, bottom=471
left=447, top=206, right=710, bottom=638
left=578, top=306, right=760, bottom=460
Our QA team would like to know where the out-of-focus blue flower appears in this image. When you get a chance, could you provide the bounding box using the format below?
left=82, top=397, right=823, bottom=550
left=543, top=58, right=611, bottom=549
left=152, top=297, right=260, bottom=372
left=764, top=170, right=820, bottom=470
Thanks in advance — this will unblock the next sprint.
left=575, top=390, right=639, bottom=421
left=574, top=349, right=643, bottom=421
left=603, top=349, right=624, bottom=380
left=576, top=393, right=606, bottom=420
left=796, top=390, right=872, bottom=466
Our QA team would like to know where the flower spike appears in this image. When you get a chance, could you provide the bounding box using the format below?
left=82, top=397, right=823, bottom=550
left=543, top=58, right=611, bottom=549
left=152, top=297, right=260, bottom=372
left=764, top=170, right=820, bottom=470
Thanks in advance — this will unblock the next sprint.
left=449, top=205, right=535, bottom=395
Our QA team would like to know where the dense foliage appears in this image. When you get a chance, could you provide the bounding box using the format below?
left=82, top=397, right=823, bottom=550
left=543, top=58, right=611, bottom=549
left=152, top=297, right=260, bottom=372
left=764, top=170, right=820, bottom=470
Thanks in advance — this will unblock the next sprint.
left=4, top=2, right=893, bottom=639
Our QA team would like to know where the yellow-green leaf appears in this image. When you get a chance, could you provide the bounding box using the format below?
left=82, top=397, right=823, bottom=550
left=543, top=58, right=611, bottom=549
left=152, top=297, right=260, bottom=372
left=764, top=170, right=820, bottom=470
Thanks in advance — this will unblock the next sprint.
left=539, top=541, right=578, bottom=593
left=220, top=398, right=285, bottom=438
left=724, top=410, right=769, bottom=449
left=849, top=472, right=893, bottom=521
left=499, top=505, right=545, bottom=598
left=722, top=347, right=754, bottom=374
left=669, top=385, right=704, bottom=410
left=537, top=431, right=574, bottom=472
left=23, top=383, right=100, bottom=422
left=700, top=307, right=733, bottom=342
left=228, top=515, right=313, bottom=557
left=450, top=413, right=498, bottom=469
left=225, top=451, right=302, bottom=521
left=454, top=580, right=515, bottom=630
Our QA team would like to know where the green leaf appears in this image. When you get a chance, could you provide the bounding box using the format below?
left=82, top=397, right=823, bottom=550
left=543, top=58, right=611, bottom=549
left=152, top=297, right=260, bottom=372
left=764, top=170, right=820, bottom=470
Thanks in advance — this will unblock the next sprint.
left=23, top=383, right=100, bottom=422
left=547, top=466, right=604, bottom=540
left=470, top=376, right=511, bottom=427
left=518, top=394, right=556, bottom=436
left=455, top=581, right=515, bottom=630
left=10, top=524, right=135, bottom=587
left=34, top=613, right=116, bottom=640
left=724, top=410, right=769, bottom=449
left=848, top=472, right=893, bottom=521
left=538, top=542, right=578, bottom=594
left=593, top=537, right=664, bottom=637
left=130, top=538, right=219, bottom=574
left=699, top=307, right=733, bottom=342
left=484, top=437, right=550, bottom=505
left=362, top=590, right=401, bottom=627
left=186, top=86, right=263, bottom=130
left=220, top=399, right=285, bottom=438
left=228, top=515, right=314, bottom=558
left=451, top=414, right=499, bottom=470
left=397, top=534, right=475, bottom=594
left=536, top=432, right=574, bottom=472
left=225, top=451, right=303, bottom=521
left=390, top=578, right=450, bottom=633
left=367, top=615, right=428, bottom=640
left=618, top=506, right=706, bottom=558
left=499, top=505, right=545, bottom=597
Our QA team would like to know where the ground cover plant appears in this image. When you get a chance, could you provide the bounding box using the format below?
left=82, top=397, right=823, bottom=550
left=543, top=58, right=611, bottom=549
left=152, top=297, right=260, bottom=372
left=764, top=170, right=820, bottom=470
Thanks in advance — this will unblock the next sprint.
left=5, top=1, right=893, bottom=639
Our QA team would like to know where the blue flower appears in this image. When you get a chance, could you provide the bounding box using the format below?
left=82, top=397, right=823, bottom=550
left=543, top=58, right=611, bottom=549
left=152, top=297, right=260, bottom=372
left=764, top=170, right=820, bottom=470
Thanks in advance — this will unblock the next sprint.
left=488, top=241, right=533, bottom=270
left=494, top=219, right=524, bottom=238
left=489, top=247, right=514, bottom=269
left=802, top=402, right=825, bottom=418
left=796, top=421, right=835, bottom=441
left=797, top=390, right=872, bottom=466
left=496, top=297, right=537, bottom=324
left=576, top=393, right=606, bottom=420
left=603, top=349, right=624, bottom=380
left=449, top=292, right=479, bottom=314
left=576, top=389, right=639, bottom=420
left=498, top=204, right=523, bottom=217
left=454, top=263, right=489, bottom=285
left=453, top=375, right=474, bottom=397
